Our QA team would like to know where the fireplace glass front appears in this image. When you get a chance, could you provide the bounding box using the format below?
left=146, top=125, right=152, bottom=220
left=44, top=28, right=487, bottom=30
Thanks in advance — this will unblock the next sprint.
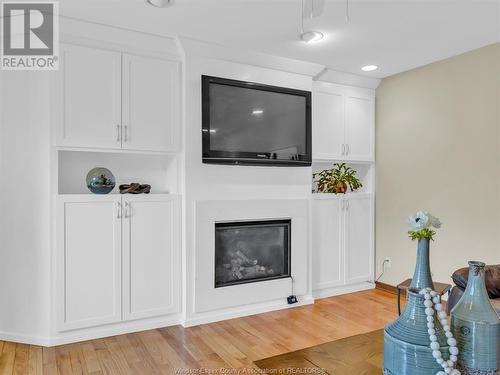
left=214, top=219, right=291, bottom=288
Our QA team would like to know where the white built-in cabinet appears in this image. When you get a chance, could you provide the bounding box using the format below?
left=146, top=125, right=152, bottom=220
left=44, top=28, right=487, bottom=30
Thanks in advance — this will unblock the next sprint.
left=312, top=194, right=374, bottom=294
left=56, top=195, right=122, bottom=331
left=56, top=44, right=180, bottom=152
left=56, top=194, right=181, bottom=331
left=122, top=195, right=180, bottom=321
left=53, top=40, right=182, bottom=336
left=313, top=82, right=375, bottom=162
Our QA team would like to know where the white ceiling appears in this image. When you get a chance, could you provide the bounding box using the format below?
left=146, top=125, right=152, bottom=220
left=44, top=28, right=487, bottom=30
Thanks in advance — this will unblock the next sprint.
left=59, top=0, right=500, bottom=78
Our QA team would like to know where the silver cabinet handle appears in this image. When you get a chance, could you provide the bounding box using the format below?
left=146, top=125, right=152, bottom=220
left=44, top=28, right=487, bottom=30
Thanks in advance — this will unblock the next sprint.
left=341, top=144, right=345, bottom=155
left=117, top=124, right=121, bottom=142
left=124, top=201, right=130, bottom=218
left=346, top=200, right=350, bottom=210
left=341, top=199, right=345, bottom=210
left=117, top=202, right=122, bottom=218
left=124, top=125, right=128, bottom=142
left=346, top=144, right=350, bottom=155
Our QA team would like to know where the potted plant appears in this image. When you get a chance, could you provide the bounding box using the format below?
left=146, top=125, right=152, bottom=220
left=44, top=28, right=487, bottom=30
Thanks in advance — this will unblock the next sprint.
left=313, top=163, right=363, bottom=194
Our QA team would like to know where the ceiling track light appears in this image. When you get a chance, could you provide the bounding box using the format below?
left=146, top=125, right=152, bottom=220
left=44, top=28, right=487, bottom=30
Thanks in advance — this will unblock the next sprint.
left=300, top=0, right=324, bottom=44
left=362, top=65, right=378, bottom=72
left=146, top=0, right=174, bottom=8
left=301, top=31, right=324, bottom=43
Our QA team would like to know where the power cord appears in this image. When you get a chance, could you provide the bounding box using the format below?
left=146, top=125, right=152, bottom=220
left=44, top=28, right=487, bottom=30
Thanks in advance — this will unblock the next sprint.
left=376, top=258, right=390, bottom=282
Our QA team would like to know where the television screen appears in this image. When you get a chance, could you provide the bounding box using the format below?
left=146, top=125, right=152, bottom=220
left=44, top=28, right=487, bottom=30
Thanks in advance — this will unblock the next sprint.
left=202, top=76, right=311, bottom=166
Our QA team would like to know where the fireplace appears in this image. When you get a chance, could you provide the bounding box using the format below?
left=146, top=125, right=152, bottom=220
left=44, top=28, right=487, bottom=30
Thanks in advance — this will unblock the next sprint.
left=214, top=219, right=291, bottom=288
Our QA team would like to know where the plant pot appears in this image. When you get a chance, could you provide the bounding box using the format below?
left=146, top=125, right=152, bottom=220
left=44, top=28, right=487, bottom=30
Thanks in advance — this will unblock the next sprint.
left=334, top=182, right=348, bottom=194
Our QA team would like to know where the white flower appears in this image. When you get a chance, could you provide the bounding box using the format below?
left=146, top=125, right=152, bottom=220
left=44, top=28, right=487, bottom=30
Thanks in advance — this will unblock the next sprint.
left=408, top=211, right=429, bottom=231
left=427, top=214, right=442, bottom=229
left=408, top=211, right=442, bottom=231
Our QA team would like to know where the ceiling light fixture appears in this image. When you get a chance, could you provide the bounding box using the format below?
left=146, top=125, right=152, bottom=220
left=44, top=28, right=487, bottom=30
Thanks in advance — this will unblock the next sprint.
left=300, top=0, right=324, bottom=44
left=146, top=0, right=174, bottom=8
left=361, top=65, right=378, bottom=72
left=252, top=109, right=264, bottom=115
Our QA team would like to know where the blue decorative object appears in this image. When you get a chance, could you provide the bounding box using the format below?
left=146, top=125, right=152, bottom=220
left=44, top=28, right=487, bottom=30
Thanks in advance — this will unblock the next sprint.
left=451, top=261, right=500, bottom=375
left=410, top=238, right=435, bottom=290
left=86, top=167, right=115, bottom=194
left=384, top=288, right=450, bottom=375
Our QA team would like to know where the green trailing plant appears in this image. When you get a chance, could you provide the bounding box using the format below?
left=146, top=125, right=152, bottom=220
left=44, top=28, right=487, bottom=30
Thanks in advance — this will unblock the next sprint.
left=313, top=163, right=363, bottom=194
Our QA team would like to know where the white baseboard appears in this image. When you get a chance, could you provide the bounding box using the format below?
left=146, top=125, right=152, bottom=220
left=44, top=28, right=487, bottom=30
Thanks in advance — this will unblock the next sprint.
left=183, top=295, right=315, bottom=327
left=0, top=331, right=52, bottom=347
left=1, top=295, right=323, bottom=346
left=312, top=282, right=374, bottom=299
left=49, top=314, right=183, bottom=346
left=1, top=315, right=183, bottom=347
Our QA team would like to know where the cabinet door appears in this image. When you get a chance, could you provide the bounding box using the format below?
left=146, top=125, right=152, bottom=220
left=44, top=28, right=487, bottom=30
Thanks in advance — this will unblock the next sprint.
left=345, top=88, right=375, bottom=161
left=122, top=195, right=180, bottom=320
left=312, top=198, right=344, bottom=291
left=56, top=196, right=122, bottom=331
left=312, top=84, right=345, bottom=160
left=122, top=55, right=180, bottom=152
left=344, top=196, right=373, bottom=285
left=56, top=44, right=122, bottom=149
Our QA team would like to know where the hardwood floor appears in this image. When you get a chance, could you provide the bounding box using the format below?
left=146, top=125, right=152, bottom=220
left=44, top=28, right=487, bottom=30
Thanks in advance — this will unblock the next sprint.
left=0, top=289, right=399, bottom=375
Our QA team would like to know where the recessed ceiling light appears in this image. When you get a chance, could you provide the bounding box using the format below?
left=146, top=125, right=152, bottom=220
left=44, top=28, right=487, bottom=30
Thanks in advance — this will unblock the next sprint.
left=300, top=31, right=324, bottom=44
left=361, top=65, right=378, bottom=72
left=252, top=109, right=264, bottom=115
left=146, top=0, right=174, bottom=8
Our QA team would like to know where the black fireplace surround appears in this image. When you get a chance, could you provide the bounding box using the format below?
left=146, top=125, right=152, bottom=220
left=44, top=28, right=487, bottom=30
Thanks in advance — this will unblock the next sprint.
left=214, top=219, right=291, bottom=288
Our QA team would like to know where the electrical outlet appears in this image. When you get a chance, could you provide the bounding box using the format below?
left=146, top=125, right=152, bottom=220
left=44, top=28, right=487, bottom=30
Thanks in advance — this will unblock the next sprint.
left=384, top=257, right=392, bottom=268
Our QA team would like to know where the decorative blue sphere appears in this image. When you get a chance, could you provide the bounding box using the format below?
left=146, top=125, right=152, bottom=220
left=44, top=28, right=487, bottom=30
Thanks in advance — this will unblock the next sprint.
left=86, top=167, right=115, bottom=194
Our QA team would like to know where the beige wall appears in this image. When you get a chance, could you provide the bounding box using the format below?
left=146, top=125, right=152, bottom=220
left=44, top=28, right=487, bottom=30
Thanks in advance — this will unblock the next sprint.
left=375, top=43, right=500, bottom=287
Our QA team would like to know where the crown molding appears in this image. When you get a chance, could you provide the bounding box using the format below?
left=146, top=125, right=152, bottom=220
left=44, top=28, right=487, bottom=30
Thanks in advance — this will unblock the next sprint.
left=178, top=36, right=325, bottom=78
left=314, top=68, right=381, bottom=90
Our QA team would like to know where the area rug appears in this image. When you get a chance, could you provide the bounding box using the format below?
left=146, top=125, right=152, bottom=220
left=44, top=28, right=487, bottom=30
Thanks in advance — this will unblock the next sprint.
left=254, top=329, right=384, bottom=375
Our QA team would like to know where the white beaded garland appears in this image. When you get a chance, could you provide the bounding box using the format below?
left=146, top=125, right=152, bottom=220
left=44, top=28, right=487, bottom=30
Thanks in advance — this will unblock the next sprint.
left=433, top=350, right=442, bottom=359
left=421, top=288, right=461, bottom=375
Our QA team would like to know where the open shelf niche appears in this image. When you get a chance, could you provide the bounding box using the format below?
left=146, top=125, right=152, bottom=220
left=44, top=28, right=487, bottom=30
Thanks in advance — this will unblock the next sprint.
left=311, top=161, right=374, bottom=194
left=57, top=150, right=180, bottom=195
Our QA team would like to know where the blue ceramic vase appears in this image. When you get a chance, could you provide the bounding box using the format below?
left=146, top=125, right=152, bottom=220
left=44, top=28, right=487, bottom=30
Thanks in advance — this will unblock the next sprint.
left=451, top=261, right=500, bottom=375
left=410, top=238, right=434, bottom=290
left=384, top=288, right=449, bottom=375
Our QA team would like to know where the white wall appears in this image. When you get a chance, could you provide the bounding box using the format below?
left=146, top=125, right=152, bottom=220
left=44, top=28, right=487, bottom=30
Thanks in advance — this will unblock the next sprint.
left=375, top=43, right=500, bottom=287
left=183, top=54, right=315, bottom=324
left=0, top=71, right=51, bottom=344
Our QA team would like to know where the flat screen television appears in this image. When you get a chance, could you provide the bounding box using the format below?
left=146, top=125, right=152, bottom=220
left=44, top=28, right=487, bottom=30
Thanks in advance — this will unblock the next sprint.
left=202, top=75, right=312, bottom=166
